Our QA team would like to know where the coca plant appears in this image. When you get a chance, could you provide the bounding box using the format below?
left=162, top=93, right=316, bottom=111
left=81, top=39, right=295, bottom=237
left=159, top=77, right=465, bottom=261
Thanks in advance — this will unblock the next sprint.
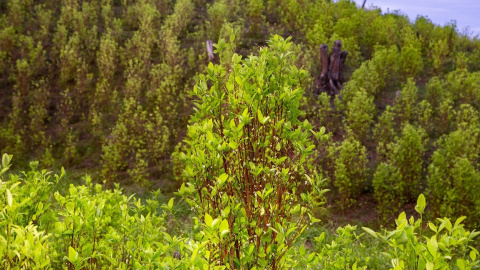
left=176, top=35, right=327, bottom=269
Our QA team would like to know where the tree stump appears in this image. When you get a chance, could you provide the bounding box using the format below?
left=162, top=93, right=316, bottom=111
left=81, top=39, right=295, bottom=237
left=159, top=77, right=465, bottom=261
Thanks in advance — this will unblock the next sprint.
left=316, top=40, right=348, bottom=97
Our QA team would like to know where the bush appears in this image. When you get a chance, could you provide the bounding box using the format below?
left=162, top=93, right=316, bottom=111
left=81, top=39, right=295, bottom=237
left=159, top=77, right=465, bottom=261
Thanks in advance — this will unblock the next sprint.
left=0, top=153, right=209, bottom=269
left=372, top=162, right=403, bottom=221
left=330, top=137, right=367, bottom=209
left=388, top=124, right=426, bottom=202
left=374, top=106, right=396, bottom=161
left=176, top=35, right=327, bottom=268
left=343, top=87, right=375, bottom=143
left=428, top=124, right=480, bottom=227
left=363, top=194, right=480, bottom=270
left=394, top=78, right=418, bottom=125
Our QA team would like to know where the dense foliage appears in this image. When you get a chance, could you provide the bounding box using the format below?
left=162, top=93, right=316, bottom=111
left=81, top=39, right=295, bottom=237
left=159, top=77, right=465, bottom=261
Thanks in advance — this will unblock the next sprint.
left=1, top=0, right=480, bottom=267
left=2, top=154, right=479, bottom=269
left=176, top=35, right=328, bottom=268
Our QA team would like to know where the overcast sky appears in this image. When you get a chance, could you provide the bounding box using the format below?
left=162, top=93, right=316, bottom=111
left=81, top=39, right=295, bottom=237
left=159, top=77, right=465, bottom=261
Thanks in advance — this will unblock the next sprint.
left=351, top=0, right=480, bottom=37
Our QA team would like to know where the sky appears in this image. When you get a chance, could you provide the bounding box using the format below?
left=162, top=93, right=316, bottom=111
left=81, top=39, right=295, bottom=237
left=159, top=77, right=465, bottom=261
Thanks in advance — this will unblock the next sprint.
left=351, top=0, right=480, bottom=37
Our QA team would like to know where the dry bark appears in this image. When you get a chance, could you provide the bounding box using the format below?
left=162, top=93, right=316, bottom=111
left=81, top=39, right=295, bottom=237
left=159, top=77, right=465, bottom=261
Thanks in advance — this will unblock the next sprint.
left=206, top=40, right=215, bottom=61
left=316, top=40, right=348, bottom=97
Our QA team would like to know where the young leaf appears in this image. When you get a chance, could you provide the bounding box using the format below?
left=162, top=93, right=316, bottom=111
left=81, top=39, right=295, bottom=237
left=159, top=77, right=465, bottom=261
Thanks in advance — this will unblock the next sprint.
left=205, top=213, right=213, bottom=227
left=415, top=194, right=426, bottom=214
left=6, top=189, right=12, bottom=206
left=362, top=227, right=378, bottom=238
left=168, top=198, right=174, bottom=210
left=68, top=246, right=78, bottom=262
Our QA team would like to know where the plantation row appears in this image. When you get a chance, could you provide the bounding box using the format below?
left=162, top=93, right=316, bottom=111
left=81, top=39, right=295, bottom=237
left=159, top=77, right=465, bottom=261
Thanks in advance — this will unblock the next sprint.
left=1, top=0, right=480, bottom=228
left=1, top=36, right=480, bottom=268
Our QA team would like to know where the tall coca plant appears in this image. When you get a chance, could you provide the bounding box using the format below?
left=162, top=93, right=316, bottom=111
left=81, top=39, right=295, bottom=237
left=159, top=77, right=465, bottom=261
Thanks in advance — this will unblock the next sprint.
left=177, top=35, right=327, bottom=269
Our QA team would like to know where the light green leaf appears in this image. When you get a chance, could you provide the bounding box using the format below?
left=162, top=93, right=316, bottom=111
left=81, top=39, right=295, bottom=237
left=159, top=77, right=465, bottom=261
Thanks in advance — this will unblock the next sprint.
left=2, top=154, right=11, bottom=168
left=168, top=198, right=174, bottom=210
left=191, top=247, right=198, bottom=262
left=212, top=218, right=221, bottom=228
left=257, top=109, right=264, bottom=123
left=205, top=213, right=213, bottom=227
left=454, top=216, right=467, bottom=228
left=6, top=189, right=12, bottom=207
left=219, top=219, right=229, bottom=232
left=217, top=173, right=228, bottom=185
left=68, top=246, right=78, bottom=262
left=299, top=245, right=305, bottom=256
left=415, top=194, right=426, bottom=214
left=362, top=227, right=378, bottom=239
left=470, top=250, right=477, bottom=261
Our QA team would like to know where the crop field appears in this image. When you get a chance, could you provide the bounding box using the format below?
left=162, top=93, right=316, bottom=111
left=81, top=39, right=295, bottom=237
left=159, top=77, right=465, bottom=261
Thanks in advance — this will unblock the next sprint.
left=1, top=0, right=480, bottom=268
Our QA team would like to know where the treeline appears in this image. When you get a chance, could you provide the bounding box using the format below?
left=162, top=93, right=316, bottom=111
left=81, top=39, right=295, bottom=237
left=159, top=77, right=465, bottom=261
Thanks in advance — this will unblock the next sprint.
left=1, top=0, right=480, bottom=225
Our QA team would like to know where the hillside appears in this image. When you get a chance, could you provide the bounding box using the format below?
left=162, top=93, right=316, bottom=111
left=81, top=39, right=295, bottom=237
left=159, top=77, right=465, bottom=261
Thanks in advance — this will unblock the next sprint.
left=2, top=0, right=480, bottom=224
left=2, top=0, right=480, bottom=268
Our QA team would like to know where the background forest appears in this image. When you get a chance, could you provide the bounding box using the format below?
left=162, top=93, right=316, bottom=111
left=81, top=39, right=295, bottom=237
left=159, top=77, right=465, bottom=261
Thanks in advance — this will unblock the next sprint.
left=1, top=0, right=480, bottom=269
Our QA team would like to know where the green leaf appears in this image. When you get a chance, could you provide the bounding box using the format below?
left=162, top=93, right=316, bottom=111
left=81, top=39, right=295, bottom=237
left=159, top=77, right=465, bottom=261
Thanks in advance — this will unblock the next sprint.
left=162, top=232, right=173, bottom=243
left=362, top=227, right=378, bottom=239
left=319, top=126, right=325, bottom=135
left=299, top=245, right=305, bottom=256
left=168, top=198, right=174, bottom=210
left=2, top=154, right=11, bottom=168
left=212, top=218, right=221, bottom=229
left=257, top=109, right=269, bottom=124
left=257, top=109, right=264, bottom=123
left=217, top=173, right=228, bottom=185
left=415, top=194, right=426, bottom=214
left=191, top=247, right=198, bottom=262
left=219, top=219, right=229, bottom=232
left=454, top=216, right=467, bottom=228
left=68, top=246, right=78, bottom=262
left=427, top=240, right=437, bottom=257
left=228, top=141, right=238, bottom=150
left=6, top=189, right=12, bottom=207
left=470, top=250, right=477, bottom=261
left=418, top=258, right=426, bottom=270
left=205, top=213, right=213, bottom=227
left=0, top=167, right=8, bottom=175
left=307, top=253, right=316, bottom=263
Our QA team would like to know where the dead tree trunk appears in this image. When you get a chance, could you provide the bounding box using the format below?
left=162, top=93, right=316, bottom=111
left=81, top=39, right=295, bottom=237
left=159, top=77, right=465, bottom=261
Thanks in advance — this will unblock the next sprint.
left=361, top=0, right=367, bottom=9
left=316, top=40, right=348, bottom=97
left=206, top=40, right=215, bottom=61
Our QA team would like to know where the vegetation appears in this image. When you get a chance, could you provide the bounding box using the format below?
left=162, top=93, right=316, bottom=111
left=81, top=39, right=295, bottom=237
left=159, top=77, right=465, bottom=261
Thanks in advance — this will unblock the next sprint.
left=1, top=0, right=480, bottom=268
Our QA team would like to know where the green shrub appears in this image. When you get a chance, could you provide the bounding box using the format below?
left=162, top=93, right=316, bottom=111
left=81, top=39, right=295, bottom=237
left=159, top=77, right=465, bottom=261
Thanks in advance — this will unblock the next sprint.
left=363, top=194, right=480, bottom=270
left=428, top=123, right=480, bottom=227
left=343, top=87, right=375, bottom=143
left=0, top=153, right=210, bottom=269
left=176, top=35, right=327, bottom=269
left=101, top=98, right=169, bottom=185
left=0, top=155, right=60, bottom=269
left=309, top=225, right=368, bottom=269
left=374, top=106, right=397, bottom=161
left=373, top=162, right=403, bottom=221
left=394, top=78, right=418, bottom=125
left=398, top=27, right=423, bottom=80
left=415, top=100, right=433, bottom=135
left=388, top=124, right=426, bottom=202
left=330, top=137, right=367, bottom=209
